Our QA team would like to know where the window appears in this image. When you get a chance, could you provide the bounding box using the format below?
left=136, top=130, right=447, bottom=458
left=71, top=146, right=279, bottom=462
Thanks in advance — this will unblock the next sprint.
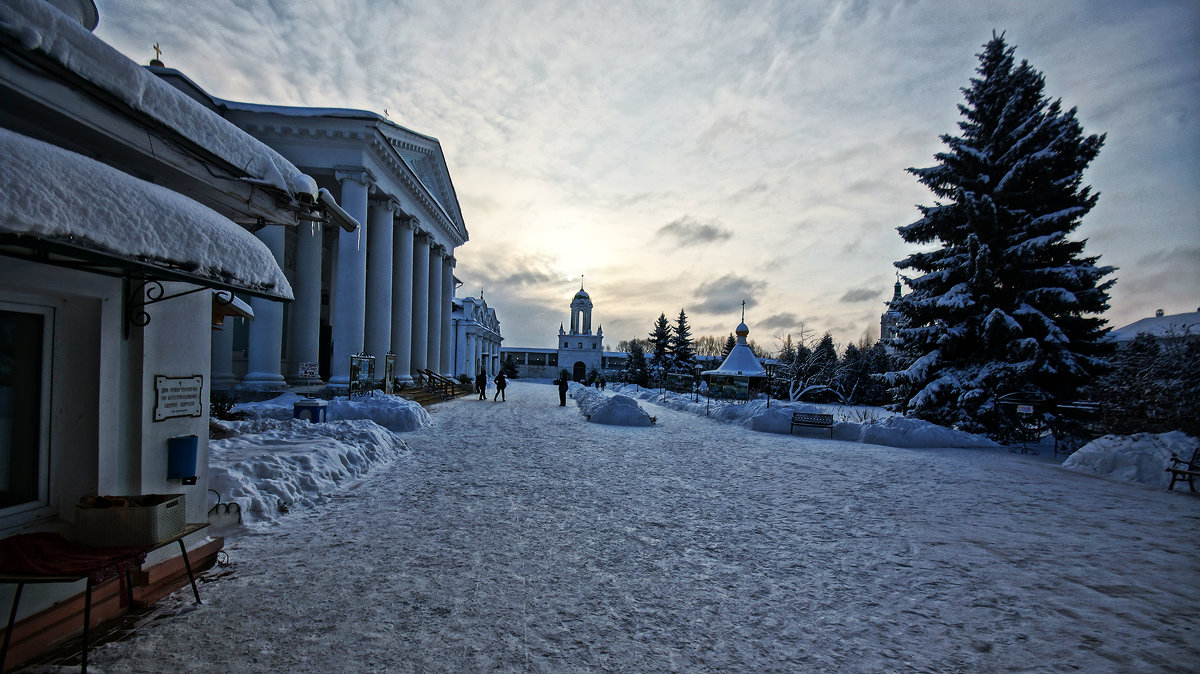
left=563, top=341, right=568, bottom=348
left=577, top=342, right=582, bottom=348
left=0, top=302, right=53, bottom=515
left=592, top=343, right=597, bottom=349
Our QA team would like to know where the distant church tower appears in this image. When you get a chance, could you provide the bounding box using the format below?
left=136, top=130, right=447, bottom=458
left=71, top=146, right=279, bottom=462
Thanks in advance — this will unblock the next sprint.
left=558, top=279, right=604, bottom=381
left=880, top=276, right=904, bottom=342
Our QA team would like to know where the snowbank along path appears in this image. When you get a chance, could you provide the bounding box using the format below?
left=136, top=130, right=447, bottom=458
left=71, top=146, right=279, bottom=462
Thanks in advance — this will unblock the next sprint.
left=92, top=381, right=1200, bottom=672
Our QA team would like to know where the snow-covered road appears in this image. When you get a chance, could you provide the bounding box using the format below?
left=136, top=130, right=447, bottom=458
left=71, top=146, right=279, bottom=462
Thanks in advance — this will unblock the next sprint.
left=92, top=381, right=1199, bottom=672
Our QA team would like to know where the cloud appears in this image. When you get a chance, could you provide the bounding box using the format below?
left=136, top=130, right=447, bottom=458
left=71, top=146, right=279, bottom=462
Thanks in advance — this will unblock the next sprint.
left=758, top=313, right=802, bottom=330
left=839, top=287, right=882, bottom=303
left=91, top=0, right=1200, bottom=353
left=693, top=274, right=765, bottom=314
left=465, top=252, right=559, bottom=290
left=656, top=216, right=733, bottom=247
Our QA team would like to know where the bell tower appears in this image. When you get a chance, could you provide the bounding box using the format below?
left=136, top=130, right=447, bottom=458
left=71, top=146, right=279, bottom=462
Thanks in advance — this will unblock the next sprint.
left=569, top=278, right=593, bottom=335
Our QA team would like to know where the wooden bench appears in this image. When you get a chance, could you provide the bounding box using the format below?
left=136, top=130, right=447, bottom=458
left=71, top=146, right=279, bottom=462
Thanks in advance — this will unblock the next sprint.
left=789, top=412, right=834, bottom=438
left=1166, top=448, right=1200, bottom=492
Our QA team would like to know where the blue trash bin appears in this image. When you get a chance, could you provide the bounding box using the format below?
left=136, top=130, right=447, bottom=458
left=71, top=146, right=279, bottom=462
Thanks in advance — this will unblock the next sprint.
left=293, top=398, right=328, bottom=423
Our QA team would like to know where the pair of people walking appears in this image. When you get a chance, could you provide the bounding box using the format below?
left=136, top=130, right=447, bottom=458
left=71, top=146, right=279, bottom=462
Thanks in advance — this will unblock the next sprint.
left=475, top=370, right=506, bottom=401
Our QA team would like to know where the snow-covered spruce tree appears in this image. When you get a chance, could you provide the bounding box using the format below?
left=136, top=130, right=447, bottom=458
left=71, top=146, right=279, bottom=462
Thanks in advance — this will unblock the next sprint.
left=668, top=309, right=697, bottom=372
left=500, top=353, right=520, bottom=378
left=722, top=333, right=736, bottom=359
left=889, top=33, right=1114, bottom=436
left=648, top=313, right=672, bottom=371
left=625, top=340, right=649, bottom=386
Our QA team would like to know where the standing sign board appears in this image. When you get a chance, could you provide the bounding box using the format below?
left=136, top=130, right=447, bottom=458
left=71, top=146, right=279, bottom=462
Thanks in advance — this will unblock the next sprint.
left=708, top=374, right=750, bottom=401
left=665, top=373, right=694, bottom=394
left=349, top=354, right=375, bottom=399
left=297, top=361, right=319, bottom=380
left=384, top=352, right=397, bottom=395
left=154, top=375, right=204, bottom=421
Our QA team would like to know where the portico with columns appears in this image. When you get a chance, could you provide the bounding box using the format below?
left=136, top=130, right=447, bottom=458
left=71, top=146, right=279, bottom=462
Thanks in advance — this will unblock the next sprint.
left=452, top=293, right=504, bottom=379
left=146, top=71, right=476, bottom=391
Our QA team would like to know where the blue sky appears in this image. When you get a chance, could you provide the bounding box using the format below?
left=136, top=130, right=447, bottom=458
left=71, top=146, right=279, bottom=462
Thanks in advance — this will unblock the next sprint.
left=96, top=0, right=1200, bottom=351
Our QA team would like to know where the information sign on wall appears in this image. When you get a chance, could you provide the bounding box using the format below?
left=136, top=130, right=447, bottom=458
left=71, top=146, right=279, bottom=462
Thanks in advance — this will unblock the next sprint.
left=154, top=374, right=204, bottom=421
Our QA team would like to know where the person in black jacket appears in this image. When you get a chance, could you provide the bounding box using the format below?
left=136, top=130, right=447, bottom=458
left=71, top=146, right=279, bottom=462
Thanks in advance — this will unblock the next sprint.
left=475, top=370, right=487, bottom=400
left=554, top=370, right=569, bottom=406
left=493, top=372, right=507, bottom=401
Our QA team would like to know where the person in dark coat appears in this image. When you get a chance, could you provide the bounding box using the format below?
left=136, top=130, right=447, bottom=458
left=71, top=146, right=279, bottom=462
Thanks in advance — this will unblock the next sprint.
left=493, top=372, right=507, bottom=401
left=475, top=370, right=487, bottom=400
left=555, top=372, right=569, bottom=406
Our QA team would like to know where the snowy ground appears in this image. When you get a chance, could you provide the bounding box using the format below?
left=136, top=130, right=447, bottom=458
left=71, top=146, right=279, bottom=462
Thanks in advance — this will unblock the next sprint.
left=87, top=380, right=1199, bottom=672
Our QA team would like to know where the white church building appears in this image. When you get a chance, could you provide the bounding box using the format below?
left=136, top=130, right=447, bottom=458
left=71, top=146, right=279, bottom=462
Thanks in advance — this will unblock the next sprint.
left=150, top=68, right=475, bottom=391
left=502, top=283, right=626, bottom=381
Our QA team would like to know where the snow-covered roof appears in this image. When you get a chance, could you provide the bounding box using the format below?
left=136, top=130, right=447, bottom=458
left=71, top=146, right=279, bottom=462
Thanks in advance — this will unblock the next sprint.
left=1110, top=310, right=1200, bottom=342
left=0, top=0, right=317, bottom=200
left=704, top=344, right=766, bottom=377
left=1, top=128, right=293, bottom=299
left=703, top=317, right=766, bottom=377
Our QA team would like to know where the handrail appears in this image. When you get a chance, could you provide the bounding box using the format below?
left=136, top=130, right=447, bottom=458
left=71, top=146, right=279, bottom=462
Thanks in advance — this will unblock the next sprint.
left=417, top=369, right=459, bottom=399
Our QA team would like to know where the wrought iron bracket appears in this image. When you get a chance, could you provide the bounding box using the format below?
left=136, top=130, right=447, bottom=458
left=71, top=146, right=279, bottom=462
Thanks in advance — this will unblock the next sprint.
left=124, top=278, right=210, bottom=339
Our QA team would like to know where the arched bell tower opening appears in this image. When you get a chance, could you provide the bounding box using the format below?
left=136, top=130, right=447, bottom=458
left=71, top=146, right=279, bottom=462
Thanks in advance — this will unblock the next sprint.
left=569, top=282, right=593, bottom=335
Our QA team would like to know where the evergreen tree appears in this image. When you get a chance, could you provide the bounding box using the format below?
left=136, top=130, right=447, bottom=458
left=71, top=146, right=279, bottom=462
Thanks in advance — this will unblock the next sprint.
left=810, top=333, right=838, bottom=387
left=777, top=334, right=797, bottom=367
left=648, top=313, right=672, bottom=370
left=838, top=342, right=865, bottom=401
left=626, top=340, right=649, bottom=386
left=722, top=333, right=736, bottom=358
left=499, top=353, right=520, bottom=378
left=888, top=33, right=1114, bottom=435
left=668, top=309, right=697, bottom=372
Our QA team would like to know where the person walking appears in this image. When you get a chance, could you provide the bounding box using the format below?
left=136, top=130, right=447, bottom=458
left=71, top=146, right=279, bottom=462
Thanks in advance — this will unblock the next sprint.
left=475, top=370, right=487, bottom=400
left=493, top=372, right=507, bottom=401
left=554, top=371, right=569, bottom=406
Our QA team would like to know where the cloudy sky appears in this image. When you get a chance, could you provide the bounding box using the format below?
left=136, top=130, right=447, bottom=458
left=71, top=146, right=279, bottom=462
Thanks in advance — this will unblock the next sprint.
left=95, top=0, right=1199, bottom=351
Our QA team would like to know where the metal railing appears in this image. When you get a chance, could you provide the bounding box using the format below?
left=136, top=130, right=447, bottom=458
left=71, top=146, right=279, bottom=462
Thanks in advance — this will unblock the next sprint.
left=415, top=369, right=460, bottom=400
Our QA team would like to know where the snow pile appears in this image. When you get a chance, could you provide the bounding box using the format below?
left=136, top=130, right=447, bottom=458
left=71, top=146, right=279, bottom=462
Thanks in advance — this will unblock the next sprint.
left=609, top=383, right=998, bottom=449
left=327, top=396, right=431, bottom=433
left=570, top=383, right=654, bottom=427
left=0, top=128, right=293, bottom=299
left=856, top=414, right=1000, bottom=449
left=209, top=418, right=409, bottom=524
left=0, top=0, right=317, bottom=199
left=234, top=393, right=430, bottom=432
left=1062, top=431, right=1198, bottom=488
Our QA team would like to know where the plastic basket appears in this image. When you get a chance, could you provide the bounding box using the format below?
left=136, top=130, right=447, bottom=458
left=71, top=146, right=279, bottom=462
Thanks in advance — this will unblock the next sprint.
left=75, top=494, right=186, bottom=547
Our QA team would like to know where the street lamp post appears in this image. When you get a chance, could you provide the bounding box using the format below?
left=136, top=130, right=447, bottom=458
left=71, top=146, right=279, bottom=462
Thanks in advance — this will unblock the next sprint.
left=765, top=361, right=778, bottom=408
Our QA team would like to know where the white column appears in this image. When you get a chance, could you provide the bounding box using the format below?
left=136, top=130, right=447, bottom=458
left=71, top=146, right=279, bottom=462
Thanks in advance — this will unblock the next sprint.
left=410, top=232, right=430, bottom=373
left=463, top=331, right=472, bottom=378
left=390, top=216, right=415, bottom=384
left=288, top=221, right=323, bottom=383
left=426, top=245, right=443, bottom=375
left=364, top=200, right=394, bottom=379
left=440, top=254, right=455, bottom=375
left=211, top=320, right=237, bottom=387
left=243, top=226, right=287, bottom=388
left=330, top=169, right=371, bottom=386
